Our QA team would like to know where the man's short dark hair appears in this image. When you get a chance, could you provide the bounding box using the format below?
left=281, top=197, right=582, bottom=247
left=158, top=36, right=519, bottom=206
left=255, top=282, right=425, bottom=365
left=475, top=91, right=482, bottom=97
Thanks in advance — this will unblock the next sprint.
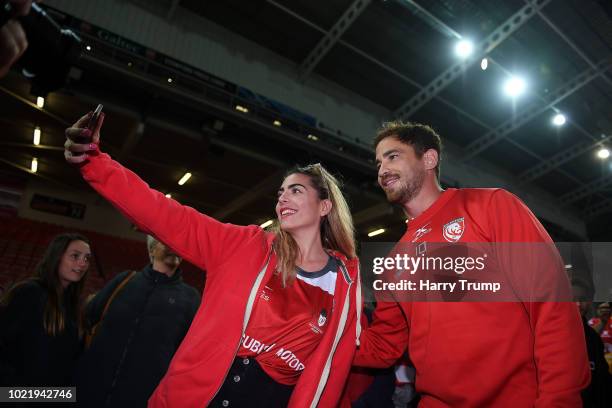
left=374, top=121, right=442, bottom=181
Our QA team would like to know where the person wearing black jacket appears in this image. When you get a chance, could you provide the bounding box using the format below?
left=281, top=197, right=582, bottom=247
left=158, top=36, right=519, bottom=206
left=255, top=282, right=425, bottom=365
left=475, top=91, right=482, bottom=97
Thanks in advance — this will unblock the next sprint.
left=0, top=233, right=91, bottom=388
left=74, top=235, right=200, bottom=408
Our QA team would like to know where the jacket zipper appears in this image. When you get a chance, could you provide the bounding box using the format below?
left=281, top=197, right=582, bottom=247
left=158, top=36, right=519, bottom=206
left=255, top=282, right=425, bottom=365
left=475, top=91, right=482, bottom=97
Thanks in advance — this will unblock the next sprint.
left=205, top=251, right=271, bottom=406
left=309, top=260, right=353, bottom=408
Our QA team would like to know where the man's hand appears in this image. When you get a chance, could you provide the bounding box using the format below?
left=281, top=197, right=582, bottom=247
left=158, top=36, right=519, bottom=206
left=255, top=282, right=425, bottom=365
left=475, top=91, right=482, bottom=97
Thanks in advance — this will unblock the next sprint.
left=0, top=1, right=34, bottom=78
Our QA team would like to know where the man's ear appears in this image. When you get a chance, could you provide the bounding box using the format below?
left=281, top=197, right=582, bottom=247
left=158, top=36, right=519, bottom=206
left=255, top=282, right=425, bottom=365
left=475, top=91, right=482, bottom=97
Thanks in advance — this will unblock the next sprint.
left=423, top=149, right=439, bottom=171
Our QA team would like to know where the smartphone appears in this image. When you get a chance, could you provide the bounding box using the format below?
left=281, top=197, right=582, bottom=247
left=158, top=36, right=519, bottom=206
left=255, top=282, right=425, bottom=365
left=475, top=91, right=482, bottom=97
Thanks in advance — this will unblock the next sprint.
left=73, top=104, right=103, bottom=156
left=87, top=104, right=104, bottom=131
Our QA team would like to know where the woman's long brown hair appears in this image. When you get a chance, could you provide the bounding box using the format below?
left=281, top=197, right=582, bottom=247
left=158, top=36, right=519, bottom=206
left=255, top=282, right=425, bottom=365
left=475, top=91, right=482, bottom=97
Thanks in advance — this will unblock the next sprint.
left=272, top=164, right=356, bottom=286
left=0, top=233, right=90, bottom=337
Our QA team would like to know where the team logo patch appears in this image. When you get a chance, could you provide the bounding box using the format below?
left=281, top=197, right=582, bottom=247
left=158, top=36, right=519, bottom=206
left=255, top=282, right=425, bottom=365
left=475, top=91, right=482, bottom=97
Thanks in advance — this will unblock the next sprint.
left=318, top=309, right=327, bottom=327
left=412, top=224, right=431, bottom=242
left=443, top=217, right=465, bottom=242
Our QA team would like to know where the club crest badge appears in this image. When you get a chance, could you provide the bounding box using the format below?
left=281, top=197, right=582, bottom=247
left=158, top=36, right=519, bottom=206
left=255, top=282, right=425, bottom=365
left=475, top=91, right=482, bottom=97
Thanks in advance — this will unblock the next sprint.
left=443, top=217, right=465, bottom=242
left=318, top=309, right=327, bottom=327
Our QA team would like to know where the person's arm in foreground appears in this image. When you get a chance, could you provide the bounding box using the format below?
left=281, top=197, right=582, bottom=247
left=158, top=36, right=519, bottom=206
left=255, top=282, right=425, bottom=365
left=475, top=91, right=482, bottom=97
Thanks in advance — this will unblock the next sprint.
left=353, top=300, right=409, bottom=368
left=64, top=112, right=262, bottom=273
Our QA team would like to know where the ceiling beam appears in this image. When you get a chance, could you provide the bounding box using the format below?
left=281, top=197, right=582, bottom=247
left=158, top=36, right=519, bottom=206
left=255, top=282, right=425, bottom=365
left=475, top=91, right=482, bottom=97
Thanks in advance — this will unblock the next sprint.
left=212, top=169, right=284, bottom=221
left=298, top=0, right=371, bottom=81
left=464, top=59, right=612, bottom=161
left=520, top=133, right=612, bottom=183
left=0, top=85, right=70, bottom=125
left=283, top=0, right=606, bottom=188
left=560, top=175, right=612, bottom=206
left=394, top=0, right=460, bottom=39
left=267, top=0, right=500, bottom=135
left=585, top=198, right=612, bottom=219
left=393, top=0, right=552, bottom=120
left=535, top=8, right=612, bottom=88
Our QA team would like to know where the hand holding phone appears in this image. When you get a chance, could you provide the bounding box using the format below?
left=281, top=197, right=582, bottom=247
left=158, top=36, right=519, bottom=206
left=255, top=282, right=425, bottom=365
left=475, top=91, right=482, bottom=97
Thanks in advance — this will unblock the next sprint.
left=72, top=104, right=102, bottom=156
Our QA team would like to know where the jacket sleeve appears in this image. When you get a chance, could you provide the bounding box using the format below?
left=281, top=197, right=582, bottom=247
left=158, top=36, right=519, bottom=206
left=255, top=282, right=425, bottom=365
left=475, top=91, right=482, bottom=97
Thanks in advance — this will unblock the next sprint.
left=488, top=189, right=590, bottom=407
left=353, top=300, right=408, bottom=368
left=80, top=153, right=263, bottom=273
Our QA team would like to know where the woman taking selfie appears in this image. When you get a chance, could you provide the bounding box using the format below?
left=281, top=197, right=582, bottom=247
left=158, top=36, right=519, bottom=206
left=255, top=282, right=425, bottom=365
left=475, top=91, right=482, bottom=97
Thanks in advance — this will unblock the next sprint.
left=64, top=112, right=361, bottom=408
left=0, top=233, right=91, bottom=387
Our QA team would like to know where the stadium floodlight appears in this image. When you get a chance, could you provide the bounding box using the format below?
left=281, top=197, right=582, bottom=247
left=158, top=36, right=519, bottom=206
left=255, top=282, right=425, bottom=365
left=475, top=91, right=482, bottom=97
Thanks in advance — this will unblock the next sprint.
left=33, top=127, right=41, bottom=145
left=178, top=172, right=192, bottom=185
left=503, top=76, right=526, bottom=97
left=480, top=58, right=488, bottom=70
left=368, top=228, right=385, bottom=237
left=596, top=147, right=610, bottom=160
left=455, top=39, right=474, bottom=58
left=260, top=219, right=274, bottom=229
left=552, top=113, right=566, bottom=127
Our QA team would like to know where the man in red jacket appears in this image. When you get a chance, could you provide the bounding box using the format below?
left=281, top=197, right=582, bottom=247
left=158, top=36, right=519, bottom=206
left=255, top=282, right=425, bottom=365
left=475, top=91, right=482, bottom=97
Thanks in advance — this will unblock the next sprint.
left=354, top=121, right=590, bottom=407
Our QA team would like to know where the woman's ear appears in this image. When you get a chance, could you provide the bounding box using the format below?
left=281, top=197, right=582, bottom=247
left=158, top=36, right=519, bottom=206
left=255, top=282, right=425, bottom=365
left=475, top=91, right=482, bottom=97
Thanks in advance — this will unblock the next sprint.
left=320, top=199, right=333, bottom=217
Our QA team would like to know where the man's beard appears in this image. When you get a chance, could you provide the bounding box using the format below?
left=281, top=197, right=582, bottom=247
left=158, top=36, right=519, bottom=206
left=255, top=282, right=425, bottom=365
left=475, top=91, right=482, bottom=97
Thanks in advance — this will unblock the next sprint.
left=384, top=167, right=425, bottom=205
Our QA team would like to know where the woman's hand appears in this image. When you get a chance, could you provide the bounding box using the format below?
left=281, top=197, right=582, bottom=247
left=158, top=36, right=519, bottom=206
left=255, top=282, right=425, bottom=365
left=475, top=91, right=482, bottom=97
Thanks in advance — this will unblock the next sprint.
left=64, top=111, right=105, bottom=164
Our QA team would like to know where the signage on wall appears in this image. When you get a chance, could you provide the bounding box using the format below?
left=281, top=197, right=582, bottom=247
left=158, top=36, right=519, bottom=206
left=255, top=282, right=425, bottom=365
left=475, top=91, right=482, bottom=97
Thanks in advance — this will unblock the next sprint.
left=30, top=194, right=86, bottom=220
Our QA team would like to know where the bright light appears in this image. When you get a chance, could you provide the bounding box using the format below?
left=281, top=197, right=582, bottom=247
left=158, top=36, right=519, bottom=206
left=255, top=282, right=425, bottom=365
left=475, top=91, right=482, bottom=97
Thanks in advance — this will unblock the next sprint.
left=36, top=96, right=44, bottom=108
left=127, top=62, right=133, bottom=67
left=31, top=158, right=38, bottom=173
left=455, top=40, right=474, bottom=58
left=307, top=134, right=319, bottom=141
left=178, top=172, right=192, bottom=185
left=273, top=120, right=282, bottom=127
left=552, top=113, right=566, bottom=126
left=167, top=77, right=173, bottom=83
left=367, top=228, right=385, bottom=237
left=503, top=76, right=526, bottom=97
left=85, top=45, right=92, bottom=51
left=260, top=219, right=274, bottom=229
left=33, top=127, right=41, bottom=145
left=165, top=193, right=172, bottom=198
left=597, top=147, right=610, bottom=159
left=235, top=105, right=249, bottom=113
left=480, top=58, right=488, bottom=70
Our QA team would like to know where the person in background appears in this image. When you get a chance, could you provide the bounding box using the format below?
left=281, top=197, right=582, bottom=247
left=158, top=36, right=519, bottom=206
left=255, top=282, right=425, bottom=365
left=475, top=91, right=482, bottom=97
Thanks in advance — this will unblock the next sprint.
left=588, top=302, right=612, bottom=374
left=0, top=0, right=33, bottom=77
left=573, top=283, right=611, bottom=407
left=0, top=232, right=91, bottom=386
left=74, top=235, right=200, bottom=408
left=589, top=302, right=611, bottom=334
